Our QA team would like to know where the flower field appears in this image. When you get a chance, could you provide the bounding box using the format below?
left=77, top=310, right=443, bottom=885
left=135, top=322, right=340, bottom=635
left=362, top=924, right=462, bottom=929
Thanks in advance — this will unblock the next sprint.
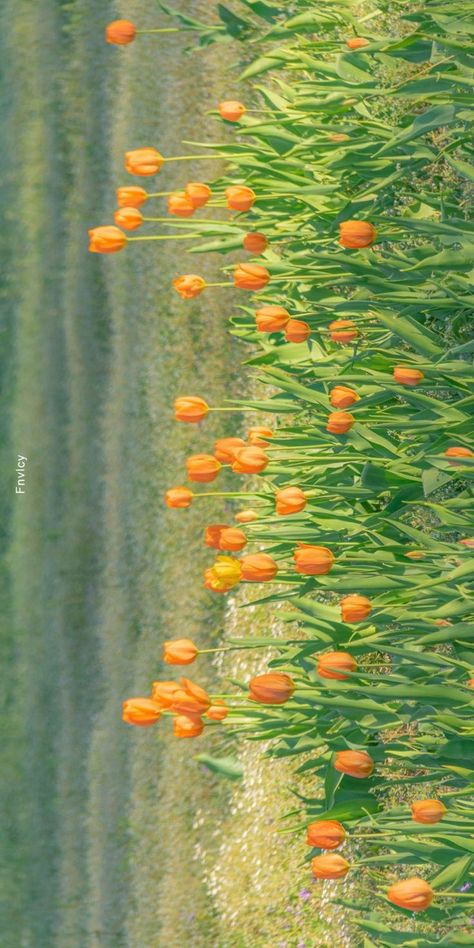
left=92, top=1, right=474, bottom=944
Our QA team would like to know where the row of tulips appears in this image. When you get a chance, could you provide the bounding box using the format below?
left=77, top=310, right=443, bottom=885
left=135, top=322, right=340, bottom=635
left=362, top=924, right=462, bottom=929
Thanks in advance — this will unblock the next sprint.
left=98, top=2, right=474, bottom=943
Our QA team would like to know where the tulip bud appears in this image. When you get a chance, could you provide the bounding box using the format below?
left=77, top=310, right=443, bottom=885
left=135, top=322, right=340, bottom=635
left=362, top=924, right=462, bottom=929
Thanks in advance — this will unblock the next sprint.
left=276, top=487, right=306, bottom=516
left=311, top=854, right=350, bottom=879
left=444, top=446, right=473, bottom=462
left=468, top=678, right=474, bottom=689
left=165, top=487, right=194, bottom=509
left=459, top=538, right=474, bottom=548
left=116, top=186, right=148, bottom=208
left=329, top=386, right=359, bottom=409
left=339, top=220, right=376, bottom=248
left=326, top=411, right=355, bottom=434
left=317, top=651, right=357, bottom=681
left=151, top=681, right=181, bottom=708
left=240, top=553, right=278, bottom=582
left=386, top=878, right=433, bottom=912
left=205, top=556, right=242, bottom=592
left=346, top=37, right=369, bottom=50
left=219, top=100, right=246, bottom=122
left=293, top=544, right=335, bottom=576
left=248, top=427, right=273, bottom=446
left=233, top=263, right=270, bottom=291
left=173, top=275, right=206, bottom=299
left=185, top=182, right=211, bottom=208
left=329, top=133, right=350, bottom=142
left=205, top=524, right=247, bottom=552
left=328, top=319, right=358, bottom=343
left=405, top=550, right=426, bottom=560
left=122, top=697, right=161, bottom=726
left=170, top=677, right=211, bottom=715
left=163, top=638, right=198, bottom=666
left=284, top=319, right=311, bottom=343
left=88, top=226, right=127, bottom=254
left=125, top=148, right=164, bottom=176
left=206, top=700, right=229, bottom=721
left=255, top=305, right=290, bottom=332
left=306, top=820, right=346, bottom=850
left=186, top=454, right=221, bottom=484
left=334, top=749, right=374, bottom=778
left=114, top=206, right=144, bottom=231
left=249, top=672, right=294, bottom=705
left=173, top=713, right=204, bottom=738
left=340, top=594, right=372, bottom=623
left=393, top=366, right=424, bottom=387
left=214, top=437, right=246, bottom=463
left=411, top=799, right=446, bottom=824
left=174, top=396, right=209, bottom=423
left=226, top=186, right=256, bottom=212
left=106, top=19, right=136, bottom=45
left=235, top=509, right=259, bottom=524
left=168, top=192, right=195, bottom=218
left=232, top=446, right=269, bottom=474
left=243, top=232, right=268, bottom=254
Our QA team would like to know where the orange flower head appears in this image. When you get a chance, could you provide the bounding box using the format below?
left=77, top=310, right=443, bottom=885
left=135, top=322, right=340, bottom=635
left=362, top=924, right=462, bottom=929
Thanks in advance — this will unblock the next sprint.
left=393, top=366, right=424, bottom=387
left=285, top=319, right=311, bottom=343
left=243, top=232, right=268, bottom=254
left=334, top=749, right=374, bottom=778
left=170, top=677, right=211, bottom=715
left=106, top=19, right=136, bottom=45
left=205, top=524, right=229, bottom=549
left=329, top=319, right=358, bottom=343
left=346, top=37, right=370, bottom=50
left=205, top=524, right=247, bottom=552
left=235, top=509, right=259, bottom=524
left=468, top=678, right=474, bottom=689
left=387, top=878, right=433, bottom=913
left=88, top=226, right=127, bottom=254
left=151, top=680, right=181, bottom=708
left=240, top=553, right=278, bottom=582
left=294, top=544, right=335, bottom=576
left=330, top=386, right=359, bottom=409
left=165, top=486, right=194, bottom=509
left=163, top=638, right=198, bottom=666
left=122, top=697, right=161, bottom=727
left=125, top=147, right=164, bottom=176
left=168, top=192, right=196, bottom=218
left=114, top=206, right=144, bottom=231
left=317, top=651, right=357, bottom=681
left=186, top=454, right=221, bottom=484
left=173, top=274, right=206, bottom=299
left=232, top=446, right=269, bottom=474
left=214, top=437, right=246, bottom=463
left=205, top=556, right=242, bottom=592
left=226, top=186, right=256, bottom=212
left=219, top=100, right=246, bottom=122
left=116, top=186, right=148, bottom=208
left=339, top=220, right=376, bottom=248
left=206, top=700, right=229, bottom=721
left=311, top=854, right=350, bottom=879
left=306, top=820, right=346, bottom=850
left=459, top=538, right=474, bottom=549
left=444, top=446, right=473, bottom=462
left=248, top=427, right=273, bottom=446
left=330, top=133, right=350, bottom=143
left=249, top=672, right=294, bottom=705
left=411, top=799, right=446, bottom=824
left=255, top=305, right=290, bottom=333
left=174, top=395, right=209, bottom=423
left=173, top=713, right=204, bottom=738
left=185, top=182, right=211, bottom=208
left=276, top=487, right=306, bottom=516
left=340, top=594, right=372, bottom=623
left=327, top=411, right=355, bottom=434
left=405, top=550, right=426, bottom=560
left=234, top=263, right=270, bottom=291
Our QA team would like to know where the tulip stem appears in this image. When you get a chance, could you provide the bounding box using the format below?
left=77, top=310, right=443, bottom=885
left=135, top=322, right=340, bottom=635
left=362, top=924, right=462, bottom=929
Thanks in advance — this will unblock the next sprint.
left=195, top=491, right=249, bottom=498
left=164, top=155, right=237, bottom=162
left=128, top=235, right=198, bottom=241
left=136, top=28, right=181, bottom=34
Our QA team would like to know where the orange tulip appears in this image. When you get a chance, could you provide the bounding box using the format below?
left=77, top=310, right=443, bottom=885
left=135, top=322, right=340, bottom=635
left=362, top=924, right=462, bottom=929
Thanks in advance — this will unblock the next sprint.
left=294, top=544, right=335, bottom=576
left=232, top=446, right=269, bottom=474
left=122, top=697, right=161, bottom=727
left=285, top=319, right=311, bottom=343
left=255, top=305, right=290, bottom=332
left=173, top=274, right=206, bottom=299
left=114, top=206, right=144, bottom=231
left=168, top=192, right=195, bottom=218
left=170, top=677, right=211, bottom=715
left=205, top=524, right=229, bottom=549
left=219, top=100, right=246, bottom=122
left=405, top=550, right=426, bottom=560
left=165, top=486, right=194, bottom=509
left=411, top=799, right=446, bottom=824
left=235, top=509, right=259, bottom=524
left=185, top=182, right=211, bottom=208
left=116, top=186, right=148, bottom=208
left=339, top=220, right=376, bottom=248
left=276, top=487, right=306, bottom=516
left=468, top=678, right=474, bottom=689
left=240, top=553, right=278, bottom=582
left=226, top=186, right=256, bottom=212
left=330, top=386, right=359, bottom=409
left=248, top=427, right=273, bottom=446
left=346, top=37, right=369, bottom=50
left=125, top=147, right=164, bottom=176
left=329, top=319, right=358, bottom=343
left=340, top=594, right=372, bottom=623
left=243, top=232, right=268, bottom=254
left=327, top=411, right=355, bottom=434
left=311, top=854, right=350, bottom=879
left=173, top=713, right=204, bottom=738
left=249, top=672, right=294, bottom=705
left=174, top=396, right=209, bottom=423
left=334, top=749, right=374, bottom=778
left=306, top=820, right=346, bottom=850
left=186, top=454, right=221, bottom=483
left=205, top=556, right=242, bottom=592
left=387, top=878, right=433, bottom=912
left=317, top=651, right=357, bottom=681
left=330, top=133, right=350, bottom=142
left=163, top=638, right=198, bottom=666
left=106, top=19, right=136, bottom=45
left=205, top=524, right=247, bottom=552
left=206, top=700, right=229, bottom=721
left=234, top=263, right=270, bottom=291
left=214, top=437, right=246, bottom=463
left=460, top=538, right=474, bottom=549
left=88, top=226, right=127, bottom=254
left=393, top=366, right=424, bottom=387
left=151, top=680, right=181, bottom=708
left=444, top=446, right=473, bottom=461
